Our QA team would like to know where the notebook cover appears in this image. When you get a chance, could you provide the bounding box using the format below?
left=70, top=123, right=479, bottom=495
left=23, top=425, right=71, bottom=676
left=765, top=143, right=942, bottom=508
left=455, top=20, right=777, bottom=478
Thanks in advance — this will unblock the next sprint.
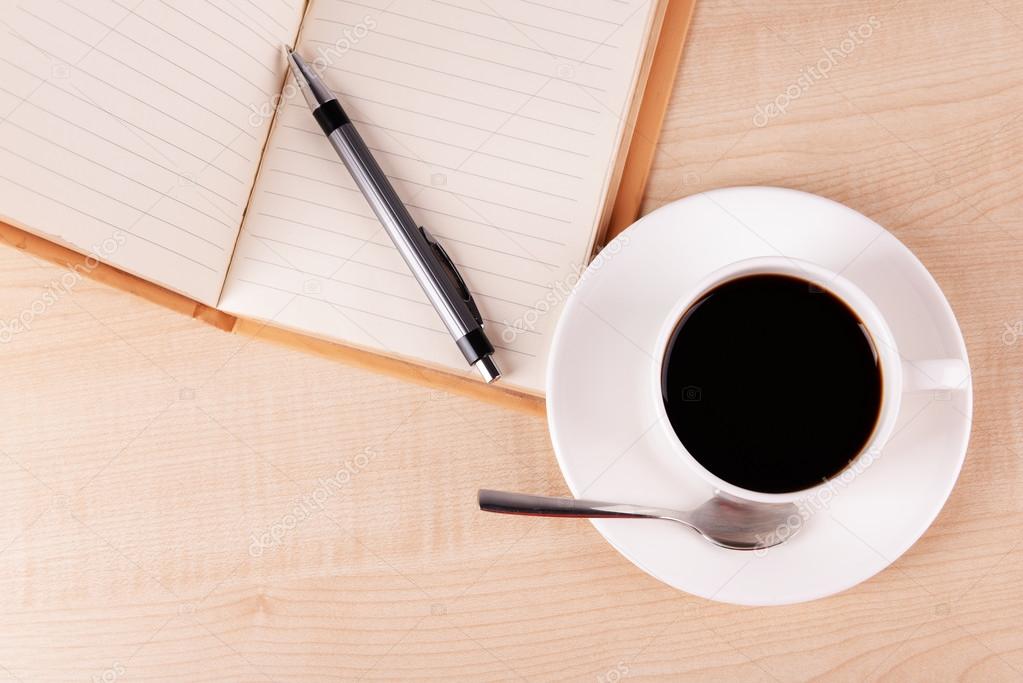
left=0, top=0, right=695, bottom=415
left=608, top=0, right=697, bottom=240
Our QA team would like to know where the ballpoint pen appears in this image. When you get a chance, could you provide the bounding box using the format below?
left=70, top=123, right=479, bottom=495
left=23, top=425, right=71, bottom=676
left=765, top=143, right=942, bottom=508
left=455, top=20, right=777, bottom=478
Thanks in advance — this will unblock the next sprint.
left=284, top=47, right=501, bottom=383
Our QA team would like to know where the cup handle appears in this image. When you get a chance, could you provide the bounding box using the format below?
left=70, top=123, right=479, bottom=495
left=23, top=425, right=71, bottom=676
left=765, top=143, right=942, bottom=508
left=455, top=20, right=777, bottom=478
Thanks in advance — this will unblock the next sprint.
left=901, top=359, right=970, bottom=393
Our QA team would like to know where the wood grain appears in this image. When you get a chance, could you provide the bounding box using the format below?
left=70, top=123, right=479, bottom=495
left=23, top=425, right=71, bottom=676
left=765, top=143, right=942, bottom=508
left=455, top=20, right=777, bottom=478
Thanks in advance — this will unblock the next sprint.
left=0, top=0, right=1021, bottom=680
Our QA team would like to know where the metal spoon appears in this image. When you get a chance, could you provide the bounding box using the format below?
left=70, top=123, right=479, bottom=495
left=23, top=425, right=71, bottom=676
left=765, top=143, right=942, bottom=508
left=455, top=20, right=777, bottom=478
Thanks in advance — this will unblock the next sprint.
left=478, top=489, right=802, bottom=551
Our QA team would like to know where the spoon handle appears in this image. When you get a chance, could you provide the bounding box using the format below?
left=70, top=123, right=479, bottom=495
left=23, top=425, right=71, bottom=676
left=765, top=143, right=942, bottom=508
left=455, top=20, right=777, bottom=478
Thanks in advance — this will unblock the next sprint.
left=478, top=489, right=668, bottom=520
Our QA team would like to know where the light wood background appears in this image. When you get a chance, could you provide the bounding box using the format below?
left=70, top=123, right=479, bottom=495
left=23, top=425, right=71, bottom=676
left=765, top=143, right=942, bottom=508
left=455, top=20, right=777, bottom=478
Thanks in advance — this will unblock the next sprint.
left=1, top=1, right=1021, bottom=680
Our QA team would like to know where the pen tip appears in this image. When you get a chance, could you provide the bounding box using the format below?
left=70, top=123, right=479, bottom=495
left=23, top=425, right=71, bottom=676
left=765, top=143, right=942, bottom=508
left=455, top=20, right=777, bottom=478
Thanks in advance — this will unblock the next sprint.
left=474, top=356, right=501, bottom=383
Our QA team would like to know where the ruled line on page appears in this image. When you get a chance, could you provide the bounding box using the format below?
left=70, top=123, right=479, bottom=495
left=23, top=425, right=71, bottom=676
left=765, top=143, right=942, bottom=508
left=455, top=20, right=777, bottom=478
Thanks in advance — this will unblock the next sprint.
left=265, top=169, right=568, bottom=245
left=80, top=0, right=273, bottom=98
left=272, top=147, right=576, bottom=224
left=337, top=0, right=615, bottom=67
left=0, top=113, right=236, bottom=229
left=262, top=189, right=562, bottom=267
left=237, top=278, right=538, bottom=357
left=154, top=0, right=277, bottom=77
left=219, top=0, right=660, bottom=387
left=515, top=0, right=622, bottom=26
left=243, top=255, right=536, bottom=309
left=0, top=171, right=219, bottom=272
left=0, top=0, right=305, bottom=304
left=13, top=8, right=257, bottom=146
left=0, top=143, right=226, bottom=250
left=243, top=256, right=543, bottom=325
left=310, top=44, right=602, bottom=118
left=275, top=132, right=579, bottom=200
left=285, top=99, right=590, bottom=157
left=241, top=0, right=290, bottom=33
left=427, top=0, right=623, bottom=47
left=311, top=16, right=614, bottom=79
left=219, top=0, right=289, bottom=44
left=203, top=0, right=278, bottom=49
left=0, top=82, right=244, bottom=205
left=309, top=38, right=607, bottom=106
left=0, top=44, right=251, bottom=168
left=281, top=121, right=585, bottom=180
left=248, top=228, right=555, bottom=290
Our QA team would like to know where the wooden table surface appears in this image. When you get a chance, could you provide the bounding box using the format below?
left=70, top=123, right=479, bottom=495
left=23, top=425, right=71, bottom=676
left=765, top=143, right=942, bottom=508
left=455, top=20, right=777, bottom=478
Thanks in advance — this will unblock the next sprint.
left=2, top=1, right=1021, bottom=680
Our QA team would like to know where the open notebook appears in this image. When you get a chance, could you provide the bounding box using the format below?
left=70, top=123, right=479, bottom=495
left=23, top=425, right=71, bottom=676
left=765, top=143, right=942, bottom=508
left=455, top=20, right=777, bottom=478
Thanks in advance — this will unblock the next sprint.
left=0, top=0, right=689, bottom=399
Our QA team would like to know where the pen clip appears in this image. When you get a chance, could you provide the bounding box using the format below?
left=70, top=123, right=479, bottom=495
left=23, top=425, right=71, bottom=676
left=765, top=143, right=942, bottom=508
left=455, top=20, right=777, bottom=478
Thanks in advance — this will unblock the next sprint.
left=419, top=226, right=483, bottom=325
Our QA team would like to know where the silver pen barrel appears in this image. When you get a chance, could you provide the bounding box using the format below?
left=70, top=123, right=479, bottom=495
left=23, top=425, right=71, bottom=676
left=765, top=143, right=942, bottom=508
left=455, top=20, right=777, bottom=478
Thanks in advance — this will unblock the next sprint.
left=285, top=49, right=500, bottom=382
left=326, top=125, right=476, bottom=337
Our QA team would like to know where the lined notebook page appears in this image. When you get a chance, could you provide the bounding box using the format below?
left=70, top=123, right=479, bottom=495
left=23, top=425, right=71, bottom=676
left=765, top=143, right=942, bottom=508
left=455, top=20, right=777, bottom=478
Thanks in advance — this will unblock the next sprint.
left=219, top=0, right=661, bottom=390
left=0, top=0, right=304, bottom=304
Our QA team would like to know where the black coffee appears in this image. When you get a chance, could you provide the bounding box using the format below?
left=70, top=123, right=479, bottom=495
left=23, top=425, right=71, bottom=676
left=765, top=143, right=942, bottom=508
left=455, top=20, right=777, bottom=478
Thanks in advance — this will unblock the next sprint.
left=661, top=274, right=882, bottom=493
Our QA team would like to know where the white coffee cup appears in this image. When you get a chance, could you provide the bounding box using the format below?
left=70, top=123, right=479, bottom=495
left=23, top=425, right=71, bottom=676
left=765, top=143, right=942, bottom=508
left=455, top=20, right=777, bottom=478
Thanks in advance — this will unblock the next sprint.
left=651, top=256, right=969, bottom=504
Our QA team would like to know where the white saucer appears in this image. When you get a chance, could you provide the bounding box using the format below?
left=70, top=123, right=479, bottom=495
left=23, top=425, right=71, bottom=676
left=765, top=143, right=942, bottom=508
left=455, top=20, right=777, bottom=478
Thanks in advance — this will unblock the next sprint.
left=546, top=187, right=972, bottom=606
